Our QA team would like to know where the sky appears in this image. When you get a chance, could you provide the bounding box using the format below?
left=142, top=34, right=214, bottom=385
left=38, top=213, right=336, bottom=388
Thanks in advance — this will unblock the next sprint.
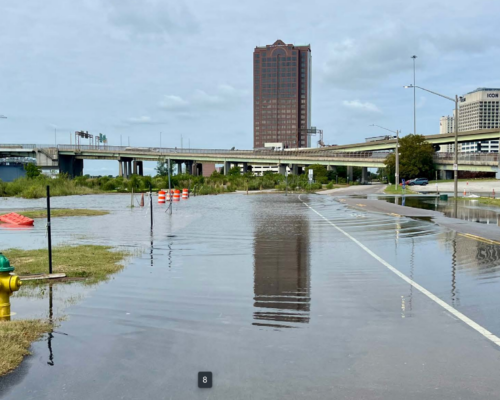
left=1, top=0, right=500, bottom=175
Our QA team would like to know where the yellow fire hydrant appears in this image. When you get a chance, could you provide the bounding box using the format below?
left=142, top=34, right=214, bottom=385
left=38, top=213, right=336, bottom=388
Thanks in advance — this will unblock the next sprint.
left=0, top=252, right=22, bottom=321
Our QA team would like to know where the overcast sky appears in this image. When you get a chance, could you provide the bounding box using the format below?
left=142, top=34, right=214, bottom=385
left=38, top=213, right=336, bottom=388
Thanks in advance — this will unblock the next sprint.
left=1, top=0, right=499, bottom=175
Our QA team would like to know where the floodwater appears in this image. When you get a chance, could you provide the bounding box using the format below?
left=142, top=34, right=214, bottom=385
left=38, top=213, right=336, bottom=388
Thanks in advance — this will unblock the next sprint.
left=381, top=195, right=500, bottom=225
left=2, top=193, right=500, bottom=399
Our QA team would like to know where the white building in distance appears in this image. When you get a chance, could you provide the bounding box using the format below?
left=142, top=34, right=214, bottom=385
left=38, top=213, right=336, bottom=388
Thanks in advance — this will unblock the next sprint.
left=439, top=115, right=455, bottom=152
left=439, top=87, right=500, bottom=153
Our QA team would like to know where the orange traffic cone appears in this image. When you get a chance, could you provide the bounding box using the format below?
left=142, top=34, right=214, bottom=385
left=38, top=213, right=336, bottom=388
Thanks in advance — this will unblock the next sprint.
left=140, top=193, right=145, bottom=207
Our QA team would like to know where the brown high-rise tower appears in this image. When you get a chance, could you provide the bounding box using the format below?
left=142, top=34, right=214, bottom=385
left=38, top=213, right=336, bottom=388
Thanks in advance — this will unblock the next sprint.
left=253, top=40, right=312, bottom=149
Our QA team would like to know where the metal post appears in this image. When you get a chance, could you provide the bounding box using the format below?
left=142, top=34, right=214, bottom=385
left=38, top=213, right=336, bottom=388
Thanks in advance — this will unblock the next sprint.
left=285, top=168, right=288, bottom=196
left=167, top=159, right=172, bottom=215
left=454, top=95, right=458, bottom=218
left=395, top=130, right=400, bottom=191
left=150, top=186, right=153, bottom=231
left=47, top=186, right=53, bottom=274
left=412, top=55, right=417, bottom=135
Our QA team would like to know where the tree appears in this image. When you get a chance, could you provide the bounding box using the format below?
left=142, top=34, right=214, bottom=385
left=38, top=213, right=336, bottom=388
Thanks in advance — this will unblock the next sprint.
left=306, top=164, right=328, bottom=184
left=384, top=134, right=435, bottom=183
left=24, top=163, right=41, bottom=179
left=155, top=160, right=168, bottom=176
left=228, top=165, right=241, bottom=176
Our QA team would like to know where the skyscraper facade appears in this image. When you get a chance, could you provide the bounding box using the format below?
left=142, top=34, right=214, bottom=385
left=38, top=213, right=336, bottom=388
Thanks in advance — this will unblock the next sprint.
left=253, top=40, right=312, bottom=149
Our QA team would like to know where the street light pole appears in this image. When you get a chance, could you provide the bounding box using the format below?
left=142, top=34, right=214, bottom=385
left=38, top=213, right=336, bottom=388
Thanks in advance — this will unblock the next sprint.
left=395, top=130, right=400, bottom=191
left=412, top=55, right=417, bottom=135
left=404, top=84, right=459, bottom=217
left=369, top=124, right=400, bottom=190
left=454, top=95, right=459, bottom=213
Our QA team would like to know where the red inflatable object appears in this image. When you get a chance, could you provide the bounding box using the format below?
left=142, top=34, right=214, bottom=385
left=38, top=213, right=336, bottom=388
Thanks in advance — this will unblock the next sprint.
left=0, top=212, right=35, bottom=226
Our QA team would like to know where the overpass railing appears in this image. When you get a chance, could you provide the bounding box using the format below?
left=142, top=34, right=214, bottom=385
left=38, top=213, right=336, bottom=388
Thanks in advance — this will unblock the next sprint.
left=433, top=152, right=499, bottom=163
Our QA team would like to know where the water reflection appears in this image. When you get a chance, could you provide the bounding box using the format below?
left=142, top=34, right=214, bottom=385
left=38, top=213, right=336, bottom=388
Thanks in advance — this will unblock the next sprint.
left=47, top=284, right=54, bottom=366
left=391, top=196, right=500, bottom=225
left=252, top=199, right=311, bottom=329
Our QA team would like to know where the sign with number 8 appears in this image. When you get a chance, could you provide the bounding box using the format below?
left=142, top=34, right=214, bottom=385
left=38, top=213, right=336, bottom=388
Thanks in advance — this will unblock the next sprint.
left=198, top=371, right=212, bottom=388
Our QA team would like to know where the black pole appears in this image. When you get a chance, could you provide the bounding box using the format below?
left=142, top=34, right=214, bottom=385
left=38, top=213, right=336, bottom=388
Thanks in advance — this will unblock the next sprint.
left=47, top=185, right=53, bottom=274
left=150, top=185, right=153, bottom=232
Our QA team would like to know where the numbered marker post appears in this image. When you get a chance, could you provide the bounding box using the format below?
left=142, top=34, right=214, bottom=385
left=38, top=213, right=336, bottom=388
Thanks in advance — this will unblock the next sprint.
left=198, top=372, right=212, bottom=388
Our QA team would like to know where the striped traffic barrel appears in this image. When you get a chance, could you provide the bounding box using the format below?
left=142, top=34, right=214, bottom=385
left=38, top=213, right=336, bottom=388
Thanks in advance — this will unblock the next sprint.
left=158, top=190, right=166, bottom=204
left=182, top=188, right=189, bottom=199
left=166, top=190, right=171, bottom=201
left=173, top=189, right=181, bottom=201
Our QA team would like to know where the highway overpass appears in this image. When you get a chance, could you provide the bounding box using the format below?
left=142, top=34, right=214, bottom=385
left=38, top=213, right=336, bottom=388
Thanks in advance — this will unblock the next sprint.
left=313, top=128, right=500, bottom=152
left=1, top=142, right=499, bottom=182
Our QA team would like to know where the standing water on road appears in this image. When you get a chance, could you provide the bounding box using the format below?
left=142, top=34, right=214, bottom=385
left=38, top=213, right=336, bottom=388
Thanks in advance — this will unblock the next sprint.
left=2, top=193, right=500, bottom=399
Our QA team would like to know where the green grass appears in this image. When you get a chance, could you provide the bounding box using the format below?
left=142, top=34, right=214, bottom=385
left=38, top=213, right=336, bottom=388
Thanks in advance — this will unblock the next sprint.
left=453, top=197, right=500, bottom=206
left=5, top=209, right=109, bottom=219
left=0, top=319, right=53, bottom=376
left=0, top=176, right=100, bottom=199
left=429, top=178, right=497, bottom=184
left=3, top=245, right=130, bottom=285
left=384, top=185, right=417, bottom=195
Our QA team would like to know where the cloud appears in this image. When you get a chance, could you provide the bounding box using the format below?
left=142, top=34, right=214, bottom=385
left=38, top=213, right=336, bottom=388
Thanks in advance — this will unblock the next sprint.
left=158, top=95, right=189, bottom=110
left=159, top=85, right=248, bottom=117
left=342, top=100, right=381, bottom=113
left=321, top=23, right=498, bottom=89
left=105, top=0, right=198, bottom=39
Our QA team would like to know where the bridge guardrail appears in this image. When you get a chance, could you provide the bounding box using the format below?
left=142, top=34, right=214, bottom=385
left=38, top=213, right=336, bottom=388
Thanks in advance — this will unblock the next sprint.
left=1, top=145, right=498, bottom=164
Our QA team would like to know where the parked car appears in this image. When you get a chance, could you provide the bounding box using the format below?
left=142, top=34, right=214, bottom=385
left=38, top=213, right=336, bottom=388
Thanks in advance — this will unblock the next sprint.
left=408, top=178, right=429, bottom=186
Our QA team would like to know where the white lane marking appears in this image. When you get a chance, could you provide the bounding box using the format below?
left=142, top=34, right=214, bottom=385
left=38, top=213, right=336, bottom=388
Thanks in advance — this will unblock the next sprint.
left=299, top=195, right=500, bottom=347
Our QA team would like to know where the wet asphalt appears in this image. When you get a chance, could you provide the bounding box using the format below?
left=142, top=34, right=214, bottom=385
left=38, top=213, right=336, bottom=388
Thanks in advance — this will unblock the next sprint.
left=2, top=193, right=500, bottom=399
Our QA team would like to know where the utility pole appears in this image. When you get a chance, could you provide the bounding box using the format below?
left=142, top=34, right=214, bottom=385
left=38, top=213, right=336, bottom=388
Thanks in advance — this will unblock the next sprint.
left=412, top=55, right=417, bottom=135
left=395, top=130, right=400, bottom=191
left=454, top=95, right=459, bottom=218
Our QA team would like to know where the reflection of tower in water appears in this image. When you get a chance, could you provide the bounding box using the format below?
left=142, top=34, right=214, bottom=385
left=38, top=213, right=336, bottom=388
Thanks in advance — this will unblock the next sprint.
left=252, top=204, right=311, bottom=329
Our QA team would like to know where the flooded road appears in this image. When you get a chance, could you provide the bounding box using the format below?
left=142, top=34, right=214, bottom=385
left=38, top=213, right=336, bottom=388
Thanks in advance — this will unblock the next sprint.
left=383, top=195, right=500, bottom=225
left=2, top=193, right=500, bottom=399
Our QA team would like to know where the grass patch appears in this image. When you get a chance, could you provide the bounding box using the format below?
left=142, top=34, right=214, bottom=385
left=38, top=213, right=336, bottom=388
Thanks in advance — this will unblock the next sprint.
left=453, top=197, right=500, bottom=206
left=384, top=185, right=417, bottom=195
left=0, top=319, right=52, bottom=376
left=7, top=209, right=109, bottom=219
left=3, top=245, right=130, bottom=285
left=429, top=178, right=497, bottom=184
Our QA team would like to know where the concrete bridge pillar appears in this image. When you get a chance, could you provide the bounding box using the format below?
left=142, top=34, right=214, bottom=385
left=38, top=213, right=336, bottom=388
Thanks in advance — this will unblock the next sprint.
left=439, top=170, right=453, bottom=180
left=347, top=166, right=354, bottom=182
left=185, top=160, right=193, bottom=175
left=194, top=163, right=202, bottom=176
left=59, top=155, right=84, bottom=178
left=278, top=164, right=286, bottom=175
left=291, top=164, right=298, bottom=175
left=118, top=161, right=123, bottom=177
left=361, top=167, right=368, bottom=184
left=132, top=160, right=137, bottom=175
left=127, top=161, right=132, bottom=178
left=224, top=161, right=230, bottom=176
left=242, top=162, right=248, bottom=173
left=59, top=155, right=83, bottom=178
left=138, top=161, right=143, bottom=176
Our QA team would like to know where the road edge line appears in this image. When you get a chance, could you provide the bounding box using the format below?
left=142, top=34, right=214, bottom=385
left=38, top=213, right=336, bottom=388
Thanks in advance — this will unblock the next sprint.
left=299, top=195, right=500, bottom=348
